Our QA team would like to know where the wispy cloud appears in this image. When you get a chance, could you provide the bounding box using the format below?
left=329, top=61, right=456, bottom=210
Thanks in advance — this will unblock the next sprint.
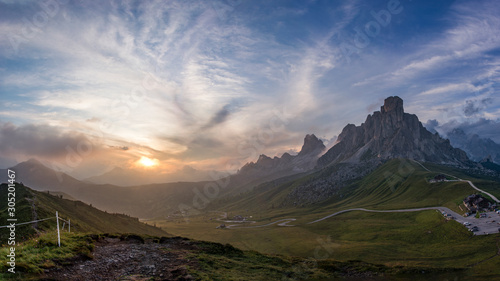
left=0, top=0, right=499, bottom=176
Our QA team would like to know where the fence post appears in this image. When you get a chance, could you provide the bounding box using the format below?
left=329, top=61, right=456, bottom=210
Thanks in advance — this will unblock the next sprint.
left=56, top=211, right=60, bottom=247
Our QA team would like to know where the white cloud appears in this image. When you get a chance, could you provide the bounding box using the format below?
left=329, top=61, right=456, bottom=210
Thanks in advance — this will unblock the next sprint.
left=417, top=83, right=488, bottom=97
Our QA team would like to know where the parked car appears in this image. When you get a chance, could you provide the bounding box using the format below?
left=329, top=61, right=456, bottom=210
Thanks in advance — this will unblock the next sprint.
left=469, top=226, right=479, bottom=232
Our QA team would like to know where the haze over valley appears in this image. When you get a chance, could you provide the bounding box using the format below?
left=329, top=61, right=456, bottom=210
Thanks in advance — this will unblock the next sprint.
left=1, top=0, right=500, bottom=280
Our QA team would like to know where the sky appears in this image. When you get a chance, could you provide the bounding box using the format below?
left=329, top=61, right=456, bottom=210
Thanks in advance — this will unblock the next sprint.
left=0, top=0, right=499, bottom=180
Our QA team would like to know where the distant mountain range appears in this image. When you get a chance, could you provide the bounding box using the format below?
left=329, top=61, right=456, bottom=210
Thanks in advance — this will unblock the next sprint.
left=446, top=128, right=500, bottom=164
left=85, top=165, right=222, bottom=186
left=225, top=134, right=326, bottom=192
left=2, top=96, right=496, bottom=218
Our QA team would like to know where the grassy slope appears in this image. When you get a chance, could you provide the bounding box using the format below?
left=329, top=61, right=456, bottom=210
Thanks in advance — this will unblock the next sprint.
left=0, top=232, right=468, bottom=280
left=0, top=183, right=171, bottom=279
left=0, top=183, right=168, bottom=242
left=152, top=159, right=500, bottom=278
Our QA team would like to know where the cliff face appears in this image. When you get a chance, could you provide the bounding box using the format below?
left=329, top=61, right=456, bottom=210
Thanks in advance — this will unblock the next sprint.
left=318, top=96, right=471, bottom=167
left=238, top=134, right=326, bottom=177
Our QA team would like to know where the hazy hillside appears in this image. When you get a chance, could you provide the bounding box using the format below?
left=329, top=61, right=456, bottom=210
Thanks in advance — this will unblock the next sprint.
left=0, top=183, right=168, bottom=241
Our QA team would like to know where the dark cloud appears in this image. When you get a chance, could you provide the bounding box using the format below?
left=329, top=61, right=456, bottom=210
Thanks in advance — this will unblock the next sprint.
left=463, top=97, right=494, bottom=117
left=0, top=122, right=95, bottom=159
left=455, top=119, right=500, bottom=143
left=423, top=119, right=439, bottom=134
left=201, top=104, right=232, bottom=130
left=481, top=97, right=493, bottom=106
left=437, top=118, right=500, bottom=143
left=463, top=100, right=480, bottom=117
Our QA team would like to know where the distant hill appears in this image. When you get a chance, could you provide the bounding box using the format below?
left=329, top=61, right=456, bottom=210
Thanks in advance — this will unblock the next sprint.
left=0, top=158, right=84, bottom=194
left=85, top=165, right=223, bottom=186
left=0, top=159, right=210, bottom=218
left=0, top=183, right=168, bottom=242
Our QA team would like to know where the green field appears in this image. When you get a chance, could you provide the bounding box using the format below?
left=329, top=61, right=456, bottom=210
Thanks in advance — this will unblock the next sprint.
left=1, top=160, right=499, bottom=279
left=151, top=159, right=500, bottom=279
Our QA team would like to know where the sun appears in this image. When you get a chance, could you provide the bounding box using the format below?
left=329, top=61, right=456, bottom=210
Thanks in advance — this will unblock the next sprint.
left=137, top=156, right=159, bottom=168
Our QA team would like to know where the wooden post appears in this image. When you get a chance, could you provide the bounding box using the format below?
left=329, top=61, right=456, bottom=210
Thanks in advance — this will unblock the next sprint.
left=68, top=219, right=71, bottom=233
left=56, top=211, right=61, bottom=247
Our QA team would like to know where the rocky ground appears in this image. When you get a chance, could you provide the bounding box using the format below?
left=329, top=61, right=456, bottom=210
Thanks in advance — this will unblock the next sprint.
left=41, top=236, right=197, bottom=281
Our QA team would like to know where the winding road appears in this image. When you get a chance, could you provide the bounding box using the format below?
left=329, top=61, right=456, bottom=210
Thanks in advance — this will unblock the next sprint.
left=225, top=218, right=296, bottom=229
left=307, top=207, right=459, bottom=224
left=411, top=159, right=499, bottom=203
left=223, top=161, right=499, bottom=234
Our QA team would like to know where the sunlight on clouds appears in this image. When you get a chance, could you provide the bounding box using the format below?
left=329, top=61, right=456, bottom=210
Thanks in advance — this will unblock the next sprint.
left=137, top=156, right=159, bottom=168
left=1, top=0, right=500, bottom=178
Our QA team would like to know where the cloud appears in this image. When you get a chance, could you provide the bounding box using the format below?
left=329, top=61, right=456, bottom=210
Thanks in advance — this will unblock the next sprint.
left=464, top=100, right=480, bottom=117
left=424, top=119, right=439, bottom=134
left=1, top=0, right=500, bottom=177
left=418, top=83, right=487, bottom=97
left=463, top=97, right=494, bottom=117
left=0, top=122, right=96, bottom=159
left=455, top=119, right=500, bottom=142
left=429, top=118, right=500, bottom=143
left=201, top=104, right=232, bottom=130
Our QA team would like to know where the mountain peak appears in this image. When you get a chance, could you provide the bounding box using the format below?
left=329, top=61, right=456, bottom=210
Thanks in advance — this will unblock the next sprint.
left=25, top=158, right=44, bottom=166
left=298, top=134, right=325, bottom=156
left=318, top=96, right=471, bottom=167
left=381, top=96, right=404, bottom=114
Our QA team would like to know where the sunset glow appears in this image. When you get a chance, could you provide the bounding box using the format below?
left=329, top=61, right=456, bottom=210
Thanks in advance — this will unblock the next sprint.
left=137, top=157, right=159, bottom=168
left=0, top=0, right=499, bottom=180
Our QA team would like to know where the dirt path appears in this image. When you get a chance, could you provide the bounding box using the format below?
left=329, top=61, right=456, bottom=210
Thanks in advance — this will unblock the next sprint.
left=43, top=237, right=197, bottom=281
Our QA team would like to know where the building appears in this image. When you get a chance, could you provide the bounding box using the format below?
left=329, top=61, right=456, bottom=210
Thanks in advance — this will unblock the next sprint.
left=429, top=174, right=447, bottom=183
left=463, top=194, right=494, bottom=212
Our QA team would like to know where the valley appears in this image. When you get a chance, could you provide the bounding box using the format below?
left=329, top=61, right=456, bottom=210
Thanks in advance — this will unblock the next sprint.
left=2, top=97, right=500, bottom=280
left=148, top=159, right=500, bottom=278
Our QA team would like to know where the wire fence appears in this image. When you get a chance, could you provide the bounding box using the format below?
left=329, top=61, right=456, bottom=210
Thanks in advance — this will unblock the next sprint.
left=0, top=217, right=56, bottom=228
left=1, top=212, right=71, bottom=247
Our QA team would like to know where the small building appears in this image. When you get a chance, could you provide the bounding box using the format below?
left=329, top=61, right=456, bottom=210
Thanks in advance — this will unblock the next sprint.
left=463, top=194, right=494, bottom=213
left=434, top=174, right=447, bottom=182
left=429, top=174, right=447, bottom=183
left=233, top=215, right=244, bottom=221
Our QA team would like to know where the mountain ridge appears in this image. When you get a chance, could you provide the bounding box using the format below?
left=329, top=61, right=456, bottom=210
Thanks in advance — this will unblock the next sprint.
left=446, top=128, right=500, bottom=164
left=318, top=96, right=472, bottom=168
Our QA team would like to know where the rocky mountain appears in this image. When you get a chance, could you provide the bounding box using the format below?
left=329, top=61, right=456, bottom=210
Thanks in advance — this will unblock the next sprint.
left=317, top=96, right=472, bottom=168
left=235, top=134, right=325, bottom=181
left=446, top=128, right=500, bottom=164
left=281, top=96, right=474, bottom=206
